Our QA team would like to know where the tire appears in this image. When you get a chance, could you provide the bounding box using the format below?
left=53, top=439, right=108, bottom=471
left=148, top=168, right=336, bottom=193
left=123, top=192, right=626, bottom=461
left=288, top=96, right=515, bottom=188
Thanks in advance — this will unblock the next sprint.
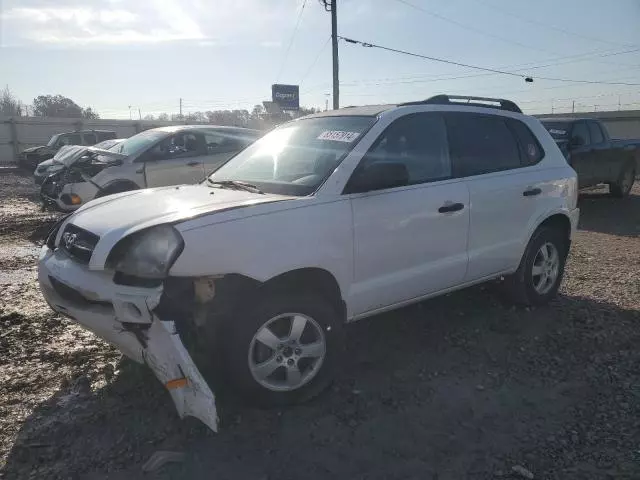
left=222, top=291, right=344, bottom=406
left=502, top=226, right=568, bottom=306
left=609, top=162, right=636, bottom=198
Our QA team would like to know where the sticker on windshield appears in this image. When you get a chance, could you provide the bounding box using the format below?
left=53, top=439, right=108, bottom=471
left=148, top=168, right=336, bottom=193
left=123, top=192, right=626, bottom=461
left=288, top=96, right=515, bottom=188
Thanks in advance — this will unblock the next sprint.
left=548, top=129, right=566, bottom=135
left=317, top=130, right=360, bottom=142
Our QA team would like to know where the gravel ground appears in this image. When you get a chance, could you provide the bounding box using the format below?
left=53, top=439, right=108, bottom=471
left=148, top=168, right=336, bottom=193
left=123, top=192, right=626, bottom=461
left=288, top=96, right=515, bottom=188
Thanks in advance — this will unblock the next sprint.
left=0, top=170, right=638, bottom=480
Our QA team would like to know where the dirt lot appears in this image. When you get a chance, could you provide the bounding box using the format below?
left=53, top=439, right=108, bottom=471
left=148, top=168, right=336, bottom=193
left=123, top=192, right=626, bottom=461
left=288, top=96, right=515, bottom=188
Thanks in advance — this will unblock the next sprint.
left=0, top=170, right=638, bottom=480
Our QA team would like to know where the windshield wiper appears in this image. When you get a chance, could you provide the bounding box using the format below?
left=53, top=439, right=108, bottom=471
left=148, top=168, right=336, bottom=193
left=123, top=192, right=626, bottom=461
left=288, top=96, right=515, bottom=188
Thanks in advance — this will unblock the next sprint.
left=206, top=179, right=264, bottom=194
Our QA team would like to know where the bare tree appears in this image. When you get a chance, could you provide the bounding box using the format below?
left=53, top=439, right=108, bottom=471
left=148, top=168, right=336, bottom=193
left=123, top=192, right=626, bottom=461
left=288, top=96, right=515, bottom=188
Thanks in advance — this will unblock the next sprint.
left=157, top=113, right=170, bottom=121
left=1, top=85, right=21, bottom=116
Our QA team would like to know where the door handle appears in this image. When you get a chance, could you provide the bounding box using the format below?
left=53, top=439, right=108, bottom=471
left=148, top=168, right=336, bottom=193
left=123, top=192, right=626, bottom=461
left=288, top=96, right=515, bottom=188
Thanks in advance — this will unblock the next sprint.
left=523, top=187, right=542, bottom=197
left=186, top=161, right=200, bottom=166
left=438, top=202, right=464, bottom=213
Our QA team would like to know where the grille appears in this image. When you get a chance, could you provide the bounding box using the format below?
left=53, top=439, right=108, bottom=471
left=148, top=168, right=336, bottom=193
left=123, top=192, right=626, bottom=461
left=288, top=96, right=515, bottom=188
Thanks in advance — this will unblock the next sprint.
left=59, top=224, right=99, bottom=264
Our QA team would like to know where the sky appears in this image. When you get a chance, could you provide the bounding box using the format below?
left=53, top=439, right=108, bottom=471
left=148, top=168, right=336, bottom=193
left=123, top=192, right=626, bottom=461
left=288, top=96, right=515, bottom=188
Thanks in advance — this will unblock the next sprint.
left=1, top=0, right=639, bottom=119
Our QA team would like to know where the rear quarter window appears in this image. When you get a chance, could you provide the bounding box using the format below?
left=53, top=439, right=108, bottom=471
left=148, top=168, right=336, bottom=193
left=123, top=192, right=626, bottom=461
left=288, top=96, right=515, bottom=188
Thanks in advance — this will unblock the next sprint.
left=507, top=119, right=545, bottom=166
left=445, top=113, right=521, bottom=177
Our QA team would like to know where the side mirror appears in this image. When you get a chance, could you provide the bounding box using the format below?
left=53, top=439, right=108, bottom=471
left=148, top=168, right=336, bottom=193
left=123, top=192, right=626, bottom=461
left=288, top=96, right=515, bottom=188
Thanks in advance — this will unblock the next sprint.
left=347, top=162, right=409, bottom=194
left=570, top=136, right=584, bottom=148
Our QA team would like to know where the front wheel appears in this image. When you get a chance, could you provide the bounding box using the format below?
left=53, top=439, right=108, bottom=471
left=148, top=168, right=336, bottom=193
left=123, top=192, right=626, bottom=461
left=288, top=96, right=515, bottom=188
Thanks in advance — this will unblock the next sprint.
left=503, top=227, right=568, bottom=306
left=222, top=292, right=344, bottom=406
left=609, top=163, right=636, bottom=198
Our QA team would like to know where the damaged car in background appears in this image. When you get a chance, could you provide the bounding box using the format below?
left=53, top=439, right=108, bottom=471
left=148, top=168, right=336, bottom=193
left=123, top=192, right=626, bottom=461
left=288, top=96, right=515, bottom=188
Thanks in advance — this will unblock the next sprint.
left=34, top=138, right=125, bottom=186
left=38, top=95, right=579, bottom=432
left=40, top=125, right=262, bottom=211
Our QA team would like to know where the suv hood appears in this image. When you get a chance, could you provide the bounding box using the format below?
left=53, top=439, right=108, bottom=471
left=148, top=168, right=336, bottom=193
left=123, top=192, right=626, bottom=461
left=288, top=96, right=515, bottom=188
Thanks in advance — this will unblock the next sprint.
left=67, top=184, right=291, bottom=252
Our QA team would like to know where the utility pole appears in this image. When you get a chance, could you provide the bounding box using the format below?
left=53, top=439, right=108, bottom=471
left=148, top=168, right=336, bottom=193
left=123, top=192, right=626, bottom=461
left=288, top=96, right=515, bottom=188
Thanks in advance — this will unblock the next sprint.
left=128, top=105, right=132, bottom=120
left=320, top=0, right=339, bottom=110
left=618, top=95, right=621, bottom=111
left=179, top=98, right=183, bottom=118
left=138, top=108, right=142, bottom=120
left=572, top=100, right=575, bottom=113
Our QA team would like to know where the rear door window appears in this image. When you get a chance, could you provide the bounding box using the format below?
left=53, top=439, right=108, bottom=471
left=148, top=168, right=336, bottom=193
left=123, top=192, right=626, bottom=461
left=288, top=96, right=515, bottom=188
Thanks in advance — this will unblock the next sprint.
left=588, top=122, right=604, bottom=144
left=203, top=131, right=245, bottom=154
left=83, top=132, right=97, bottom=145
left=445, top=113, right=521, bottom=177
left=571, top=122, right=590, bottom=146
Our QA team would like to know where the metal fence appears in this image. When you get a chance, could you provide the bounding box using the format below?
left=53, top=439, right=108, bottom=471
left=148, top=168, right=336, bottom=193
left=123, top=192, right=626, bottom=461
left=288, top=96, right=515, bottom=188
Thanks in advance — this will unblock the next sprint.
left=0, top=116, right=186, bottom=166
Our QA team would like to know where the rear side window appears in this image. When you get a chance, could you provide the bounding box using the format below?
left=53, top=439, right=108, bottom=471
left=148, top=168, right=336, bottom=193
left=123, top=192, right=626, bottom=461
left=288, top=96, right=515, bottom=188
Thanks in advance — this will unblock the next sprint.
left=507, top=119, right=544, bottom=165
left=83, top=132, right=97, bottom=145
left=203, top=131, right=245, bottom=154
left=571, top=122, right=590, bottom=146
left=588, top=122, right=604, bottom=144
left=445, top=113, right=521, bottom=177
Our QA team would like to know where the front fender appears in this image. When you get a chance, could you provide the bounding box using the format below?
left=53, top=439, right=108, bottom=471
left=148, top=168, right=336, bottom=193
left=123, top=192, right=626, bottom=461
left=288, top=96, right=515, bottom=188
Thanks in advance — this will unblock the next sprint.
left=170, top=198, right=354, bottom=298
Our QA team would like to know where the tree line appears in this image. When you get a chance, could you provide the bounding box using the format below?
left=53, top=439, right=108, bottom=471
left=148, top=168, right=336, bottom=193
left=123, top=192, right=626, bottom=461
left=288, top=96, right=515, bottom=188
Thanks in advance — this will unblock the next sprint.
left=1, top=86, right=99, bottom=119
left=1, top=86, right=319, bottom=128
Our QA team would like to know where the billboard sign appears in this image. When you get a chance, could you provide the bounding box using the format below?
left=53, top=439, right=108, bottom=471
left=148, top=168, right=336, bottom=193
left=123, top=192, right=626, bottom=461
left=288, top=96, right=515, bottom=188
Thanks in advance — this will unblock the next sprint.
left=272, top=84, right=300, bottom=111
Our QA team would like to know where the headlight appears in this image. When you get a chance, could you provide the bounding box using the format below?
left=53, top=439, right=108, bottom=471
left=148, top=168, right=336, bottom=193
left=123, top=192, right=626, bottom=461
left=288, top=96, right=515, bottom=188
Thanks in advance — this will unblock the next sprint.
left=107, top=225, right=184, bottom=279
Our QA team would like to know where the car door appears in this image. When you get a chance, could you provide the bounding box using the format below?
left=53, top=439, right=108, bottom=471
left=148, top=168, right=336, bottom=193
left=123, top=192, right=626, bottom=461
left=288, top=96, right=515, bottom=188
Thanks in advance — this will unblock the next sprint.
left=568, top=121, right=594, bottom=187
left=143, top=131, right=207, bottom=187
left=444, top=112, right=546, bottom=281
left=346, top=112, right=469, bottom=316
left=201, top=130, right=246, bottom=176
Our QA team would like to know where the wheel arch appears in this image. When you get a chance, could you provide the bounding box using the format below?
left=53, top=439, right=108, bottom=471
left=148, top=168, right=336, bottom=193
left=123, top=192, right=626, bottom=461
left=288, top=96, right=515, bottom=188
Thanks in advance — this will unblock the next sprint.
left=96, top=179, right=141, bottom=198
left=527, top=212, right=572, bottom=255
left=260, top=267, right=345, bottom=320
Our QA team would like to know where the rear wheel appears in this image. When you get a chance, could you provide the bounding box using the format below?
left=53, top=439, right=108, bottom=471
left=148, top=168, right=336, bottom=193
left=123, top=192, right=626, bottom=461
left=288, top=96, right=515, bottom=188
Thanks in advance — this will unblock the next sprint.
left=503, top=226, right=568, bottom=306
left=609, top=163, right=635, bottom=197
left=222, top=292, right=343, bottom=406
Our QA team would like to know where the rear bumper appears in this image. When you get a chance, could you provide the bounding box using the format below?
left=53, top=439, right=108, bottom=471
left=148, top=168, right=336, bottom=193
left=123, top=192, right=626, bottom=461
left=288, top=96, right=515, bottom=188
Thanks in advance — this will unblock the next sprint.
left=38, top=246, right=218, bottom=431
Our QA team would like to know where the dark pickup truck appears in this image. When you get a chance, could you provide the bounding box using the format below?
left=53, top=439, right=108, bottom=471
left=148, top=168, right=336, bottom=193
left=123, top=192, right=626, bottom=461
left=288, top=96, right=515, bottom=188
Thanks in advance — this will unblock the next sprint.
left=541, top=118, right=639, bottom=197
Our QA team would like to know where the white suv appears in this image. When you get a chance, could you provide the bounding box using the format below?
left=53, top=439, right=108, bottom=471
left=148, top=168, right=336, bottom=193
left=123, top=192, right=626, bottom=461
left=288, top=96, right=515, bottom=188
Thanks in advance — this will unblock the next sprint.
left=38, top=95, right=579, bottom=431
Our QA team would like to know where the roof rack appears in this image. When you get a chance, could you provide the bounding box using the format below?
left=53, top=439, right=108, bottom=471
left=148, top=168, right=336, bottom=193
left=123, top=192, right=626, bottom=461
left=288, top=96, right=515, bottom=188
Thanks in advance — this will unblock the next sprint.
left=399, top=94, right=522, bottom=113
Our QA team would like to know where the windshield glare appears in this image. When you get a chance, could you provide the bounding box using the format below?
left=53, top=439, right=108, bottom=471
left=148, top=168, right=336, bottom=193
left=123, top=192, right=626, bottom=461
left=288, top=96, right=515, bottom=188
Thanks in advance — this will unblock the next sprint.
left=208, top=116, right=375, bottom=196
left=112, top=129, right=167, bottom=156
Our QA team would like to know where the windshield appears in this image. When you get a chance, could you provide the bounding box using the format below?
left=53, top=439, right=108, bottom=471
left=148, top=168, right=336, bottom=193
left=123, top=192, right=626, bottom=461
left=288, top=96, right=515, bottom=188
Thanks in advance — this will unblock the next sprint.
left=111, top=129, right=168, bottom=157
left=46, top=134, right=60, bottom=147
left=541, top=122, right=570, bottom=140
left=207, top=116, right=376, bottom=196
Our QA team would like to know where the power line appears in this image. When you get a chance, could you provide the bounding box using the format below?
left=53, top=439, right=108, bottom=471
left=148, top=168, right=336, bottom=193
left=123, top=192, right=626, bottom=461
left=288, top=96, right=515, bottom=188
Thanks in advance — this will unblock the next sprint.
left=390, top=0, right=638, bottom=68
left=475, top=0, right=637, bottom=48
left=300, top=35, right=332, bottom=85
left=339, top=36, right=640, bottom=86
left=391, top=0, right=557, bottom=55
left=276, top=0, right=308, bottom=81
left=340, top=36, right=525, bottom=77
left=337, top=46, right=640, bottom=87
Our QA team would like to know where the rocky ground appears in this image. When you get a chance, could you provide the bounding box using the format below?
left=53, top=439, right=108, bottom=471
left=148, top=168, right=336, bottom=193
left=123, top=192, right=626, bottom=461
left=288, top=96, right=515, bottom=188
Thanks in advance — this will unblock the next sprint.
left=0, top=169, right=638, bottom=480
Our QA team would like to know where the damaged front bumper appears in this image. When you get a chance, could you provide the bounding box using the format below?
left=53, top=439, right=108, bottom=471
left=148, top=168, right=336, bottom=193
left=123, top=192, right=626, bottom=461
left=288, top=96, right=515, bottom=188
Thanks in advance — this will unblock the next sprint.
left=38, top=246, right=218, bottom=431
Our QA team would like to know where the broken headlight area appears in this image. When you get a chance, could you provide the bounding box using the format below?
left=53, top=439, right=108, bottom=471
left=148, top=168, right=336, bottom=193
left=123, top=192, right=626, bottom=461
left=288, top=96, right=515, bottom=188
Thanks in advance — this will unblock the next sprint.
left=107, top=225, right=185, bottom=280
